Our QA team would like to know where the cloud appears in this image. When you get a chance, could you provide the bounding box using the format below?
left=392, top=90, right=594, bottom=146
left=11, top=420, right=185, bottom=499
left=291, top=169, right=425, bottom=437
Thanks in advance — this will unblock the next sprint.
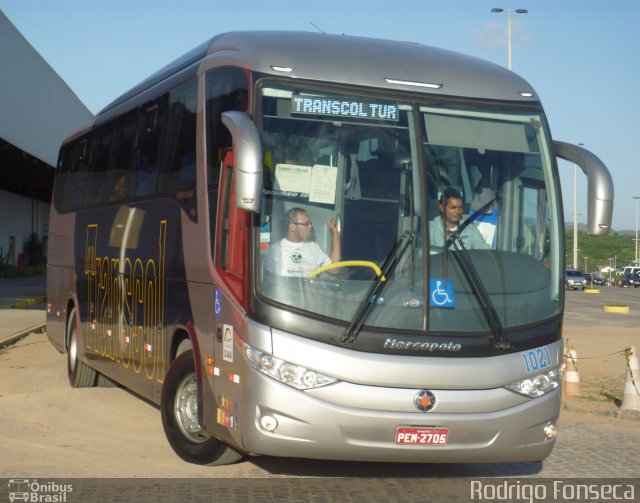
left=475, top=19, right=531, bottom=49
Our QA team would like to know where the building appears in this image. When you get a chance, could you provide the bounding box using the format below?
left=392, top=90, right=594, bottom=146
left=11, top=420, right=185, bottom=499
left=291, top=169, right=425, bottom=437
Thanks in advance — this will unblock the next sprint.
left=0, top=10, right=92, bottom=268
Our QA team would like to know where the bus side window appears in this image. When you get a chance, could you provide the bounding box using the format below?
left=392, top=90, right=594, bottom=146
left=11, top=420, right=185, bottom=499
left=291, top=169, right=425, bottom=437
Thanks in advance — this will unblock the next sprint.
left=157, top=78, right=197, bottom=218
left=133, top=99, right=167, bottom=198
left=54, top=144, right=75, bottom=212
left=84, top=126, right=113, bottom=206
left=105, top=111, right=137, bottom=202
left=69, top=138, right=92, bottom=209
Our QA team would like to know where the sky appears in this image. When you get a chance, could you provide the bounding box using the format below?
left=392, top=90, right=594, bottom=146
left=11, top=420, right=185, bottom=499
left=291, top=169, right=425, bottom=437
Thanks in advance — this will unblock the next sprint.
left=1, top=0, right=639, bottom=232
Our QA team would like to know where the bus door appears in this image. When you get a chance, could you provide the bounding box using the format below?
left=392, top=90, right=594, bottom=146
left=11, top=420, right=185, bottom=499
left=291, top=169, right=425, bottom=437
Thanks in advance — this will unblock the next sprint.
left=207, top=149, right=249, bottom=439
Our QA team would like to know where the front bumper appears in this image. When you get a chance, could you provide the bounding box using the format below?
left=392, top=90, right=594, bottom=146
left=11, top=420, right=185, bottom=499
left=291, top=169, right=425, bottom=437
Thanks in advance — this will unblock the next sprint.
left=239, top=368, right=560, bottom=463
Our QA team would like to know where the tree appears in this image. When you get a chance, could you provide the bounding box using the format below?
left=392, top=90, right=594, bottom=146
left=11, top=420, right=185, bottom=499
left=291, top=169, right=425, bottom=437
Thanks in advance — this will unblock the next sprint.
left=23, top=233, right=45, bottom=266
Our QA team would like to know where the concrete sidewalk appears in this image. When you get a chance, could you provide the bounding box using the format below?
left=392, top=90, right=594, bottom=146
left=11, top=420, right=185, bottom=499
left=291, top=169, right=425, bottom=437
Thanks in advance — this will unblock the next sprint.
left=0, top=275, right=47, bottom=347
left=0, top=309, right=46, bottom=346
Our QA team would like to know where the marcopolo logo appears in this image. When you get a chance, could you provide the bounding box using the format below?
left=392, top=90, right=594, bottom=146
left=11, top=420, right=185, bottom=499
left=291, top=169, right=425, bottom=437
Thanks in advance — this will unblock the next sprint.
left=383, top=338, right=462, bottom=352
left=8, top=479, right=73, bottom=502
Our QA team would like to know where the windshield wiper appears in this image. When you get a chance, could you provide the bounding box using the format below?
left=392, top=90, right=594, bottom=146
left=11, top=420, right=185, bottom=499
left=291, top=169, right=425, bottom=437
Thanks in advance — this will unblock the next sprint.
left=342, top=231, right=415, bottom=344
left=445, top=234, right=511, bottom=350
left=441, top=194, right=509, bottom=349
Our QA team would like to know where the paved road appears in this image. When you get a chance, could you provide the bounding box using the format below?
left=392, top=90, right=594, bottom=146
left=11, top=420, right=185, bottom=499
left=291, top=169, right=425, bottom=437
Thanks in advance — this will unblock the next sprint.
left=1, top=286, right=639, bottom=502
left=0, top=275, right=46, bottom=308
left=564, top=285, right=640, bottom=327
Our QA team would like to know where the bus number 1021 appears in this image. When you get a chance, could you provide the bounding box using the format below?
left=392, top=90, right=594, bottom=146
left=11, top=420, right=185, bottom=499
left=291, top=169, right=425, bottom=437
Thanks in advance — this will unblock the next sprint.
left=522, top=346, right=553, bottom=373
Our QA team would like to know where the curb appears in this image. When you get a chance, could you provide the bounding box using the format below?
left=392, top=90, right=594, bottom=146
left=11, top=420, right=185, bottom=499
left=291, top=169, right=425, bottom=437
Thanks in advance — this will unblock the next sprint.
left=0, top=296, right=46, bottom=310
left=0, top=323, right=46, bottom=349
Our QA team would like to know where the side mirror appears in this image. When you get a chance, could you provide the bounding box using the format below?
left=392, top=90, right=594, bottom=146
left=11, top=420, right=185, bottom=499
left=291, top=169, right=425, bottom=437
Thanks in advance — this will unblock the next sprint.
left=553, top=141, right=614, bottom=236
left=221, top=111, right=263, bottom=213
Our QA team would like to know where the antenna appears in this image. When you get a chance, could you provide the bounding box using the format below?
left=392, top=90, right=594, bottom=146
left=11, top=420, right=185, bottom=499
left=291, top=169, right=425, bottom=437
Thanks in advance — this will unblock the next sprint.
left=310, top=22, right=325, bottom=34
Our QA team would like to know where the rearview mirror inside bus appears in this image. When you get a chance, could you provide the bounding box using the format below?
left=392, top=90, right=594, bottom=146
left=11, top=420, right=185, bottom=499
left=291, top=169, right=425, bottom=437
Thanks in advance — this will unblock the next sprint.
left=221, top=111, right=263, bottom=212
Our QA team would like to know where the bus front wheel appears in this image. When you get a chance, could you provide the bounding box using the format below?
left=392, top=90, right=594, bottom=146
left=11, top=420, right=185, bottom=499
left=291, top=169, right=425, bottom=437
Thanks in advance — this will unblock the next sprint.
left=161, top=350, right=243, bottom=465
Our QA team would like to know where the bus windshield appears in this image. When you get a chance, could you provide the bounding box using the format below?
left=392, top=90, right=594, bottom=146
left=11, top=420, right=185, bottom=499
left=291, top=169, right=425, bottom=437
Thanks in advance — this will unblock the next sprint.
left=256, top=85, right=562, bottom=334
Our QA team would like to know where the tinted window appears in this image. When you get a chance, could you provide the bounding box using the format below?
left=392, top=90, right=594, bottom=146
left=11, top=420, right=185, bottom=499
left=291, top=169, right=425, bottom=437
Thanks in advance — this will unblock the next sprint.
left=132, top=98, right=168, bottom=198
left=205, top=67, right=249, bottom=255
left=157, top=79, right=198, bottom=218
left=54, top=79, right=199, bottom=216
left=67, top=137, right=92, bottom=210
left=106, top=111, right=137, bottom=202
left=84, top=126, right=113, bottom=206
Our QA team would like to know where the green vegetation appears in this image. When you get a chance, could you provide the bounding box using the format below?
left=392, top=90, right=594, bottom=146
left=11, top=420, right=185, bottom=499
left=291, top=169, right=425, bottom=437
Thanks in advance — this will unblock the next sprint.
left=565, top=229, right=637, bottom=273
left=24, top=232, right=45, bottom=266
left=0, top=263, right=46, bottom=278
left=0, top=233, right=47, bottom=278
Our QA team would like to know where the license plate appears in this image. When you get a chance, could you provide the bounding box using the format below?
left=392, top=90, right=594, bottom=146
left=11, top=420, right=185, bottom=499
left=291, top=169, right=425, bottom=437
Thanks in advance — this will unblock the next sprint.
left=395, top=427, right=449, bottom=445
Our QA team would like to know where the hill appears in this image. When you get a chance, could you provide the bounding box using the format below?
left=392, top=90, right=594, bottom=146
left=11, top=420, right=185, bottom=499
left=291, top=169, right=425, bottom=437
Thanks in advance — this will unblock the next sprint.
left=565, top=229, right=638, bottom=272
left=565, top=222, right=636, bottom=236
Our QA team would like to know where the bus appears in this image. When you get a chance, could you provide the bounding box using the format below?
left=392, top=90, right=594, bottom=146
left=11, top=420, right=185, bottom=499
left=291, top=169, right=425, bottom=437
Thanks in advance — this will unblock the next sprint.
left=46, top=31, right=614, bottom=466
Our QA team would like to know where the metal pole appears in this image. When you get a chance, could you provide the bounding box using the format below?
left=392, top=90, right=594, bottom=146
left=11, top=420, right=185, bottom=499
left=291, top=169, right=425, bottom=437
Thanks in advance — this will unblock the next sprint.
left=634, top=197, right=640, bottom=262
left=507, top=10, right=512, bottom=70
left=491, top=8, right=527, bottom=71
left=573, top=164, right=578, bottom=269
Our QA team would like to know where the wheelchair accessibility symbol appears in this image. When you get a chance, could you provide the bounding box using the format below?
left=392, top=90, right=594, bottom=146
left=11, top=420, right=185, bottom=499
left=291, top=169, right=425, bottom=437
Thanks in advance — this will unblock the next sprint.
left=429, top=279, right=455, bottom=308
left=214, top=288, right=222, bottom=315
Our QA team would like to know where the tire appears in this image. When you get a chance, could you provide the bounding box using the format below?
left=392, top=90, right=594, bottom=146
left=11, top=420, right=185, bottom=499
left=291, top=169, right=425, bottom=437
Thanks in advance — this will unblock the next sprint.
left=96, top=373, right=118, bottom=387
left=67, top=308, right=96, bottom=388
left=161, top=350, right=243, bottom=465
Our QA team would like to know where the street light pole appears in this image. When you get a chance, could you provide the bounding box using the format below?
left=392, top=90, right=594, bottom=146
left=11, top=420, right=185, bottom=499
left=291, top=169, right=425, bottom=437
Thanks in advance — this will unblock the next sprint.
left=491, top=8, right=528, bottom=70
left=634, top=196, right=640, bottom=263
left=573, top=164, right=578, bottom=269
left=572, top=143, right=584, bottom=270
left=583, top=256, right=588, bottom=274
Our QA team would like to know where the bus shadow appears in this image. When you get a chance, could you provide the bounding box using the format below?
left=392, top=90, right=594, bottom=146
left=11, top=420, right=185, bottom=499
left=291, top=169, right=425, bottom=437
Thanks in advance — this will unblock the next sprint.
left=248, top=456, right=543, bottom=478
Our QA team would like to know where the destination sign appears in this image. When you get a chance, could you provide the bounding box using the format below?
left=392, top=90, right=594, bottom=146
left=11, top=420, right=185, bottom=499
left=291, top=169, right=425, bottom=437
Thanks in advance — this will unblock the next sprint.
left=292, top=94, right=399, bottom=122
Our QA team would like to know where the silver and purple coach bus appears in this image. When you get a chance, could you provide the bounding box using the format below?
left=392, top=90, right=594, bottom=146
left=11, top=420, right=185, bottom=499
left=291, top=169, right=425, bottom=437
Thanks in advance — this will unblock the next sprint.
left=46, top=31, right=613, bottom=465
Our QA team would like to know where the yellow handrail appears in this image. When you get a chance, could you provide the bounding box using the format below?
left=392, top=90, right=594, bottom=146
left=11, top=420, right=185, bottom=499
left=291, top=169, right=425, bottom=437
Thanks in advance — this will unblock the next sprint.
left=308, top=260, right=385, bottom=280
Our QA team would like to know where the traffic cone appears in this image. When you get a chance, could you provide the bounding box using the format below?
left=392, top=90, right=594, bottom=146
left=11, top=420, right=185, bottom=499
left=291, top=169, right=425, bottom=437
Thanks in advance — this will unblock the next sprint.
left=620, top=346, right=640, bottom=411
left=564, top=348, right=580, bottom=396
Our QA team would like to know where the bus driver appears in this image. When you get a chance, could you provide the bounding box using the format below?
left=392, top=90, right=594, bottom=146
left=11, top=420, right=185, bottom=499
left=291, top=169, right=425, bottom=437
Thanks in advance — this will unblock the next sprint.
left=264, top=207, right=341, bottom=276
left=429, top=188, right=489, bottom=250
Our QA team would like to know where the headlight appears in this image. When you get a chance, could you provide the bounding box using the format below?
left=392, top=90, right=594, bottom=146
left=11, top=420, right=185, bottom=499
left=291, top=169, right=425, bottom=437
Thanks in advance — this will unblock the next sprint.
left=242, top=340, right=338, bottom=390
left=506, top=368, right=561, bottom=398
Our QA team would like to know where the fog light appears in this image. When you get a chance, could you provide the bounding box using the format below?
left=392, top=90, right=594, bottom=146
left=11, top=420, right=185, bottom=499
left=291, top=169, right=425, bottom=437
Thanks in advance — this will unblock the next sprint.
left=544, top=422, right=557, bottom=439
left=260, top=414, right=278, bottom=432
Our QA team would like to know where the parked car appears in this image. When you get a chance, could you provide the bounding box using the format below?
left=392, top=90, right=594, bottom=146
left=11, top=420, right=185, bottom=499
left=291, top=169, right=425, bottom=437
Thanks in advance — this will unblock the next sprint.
left=591, top=275, right=605, bottom=286
left=565, top=269, right=587, bottom=290
left=620, top=272, right=640, bottom=288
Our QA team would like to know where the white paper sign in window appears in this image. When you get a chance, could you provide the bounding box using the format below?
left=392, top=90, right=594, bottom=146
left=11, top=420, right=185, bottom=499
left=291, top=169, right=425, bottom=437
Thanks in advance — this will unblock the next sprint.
left=274, top=164, right=312, bottom=193
left=309, top=165, right=337, bottom=204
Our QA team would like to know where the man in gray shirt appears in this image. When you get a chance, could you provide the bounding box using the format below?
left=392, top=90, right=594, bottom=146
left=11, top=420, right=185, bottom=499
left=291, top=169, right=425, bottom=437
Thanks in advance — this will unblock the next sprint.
left=429, top=188, right=489, bottom=250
